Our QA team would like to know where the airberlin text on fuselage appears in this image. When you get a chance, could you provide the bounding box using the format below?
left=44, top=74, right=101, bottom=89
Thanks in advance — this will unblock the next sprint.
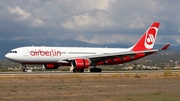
left=30, top=49, right=61, bottom=56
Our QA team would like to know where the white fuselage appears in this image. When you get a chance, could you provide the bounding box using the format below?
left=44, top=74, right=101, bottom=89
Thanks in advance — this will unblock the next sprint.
left=5, top=46, right=130, bottom=64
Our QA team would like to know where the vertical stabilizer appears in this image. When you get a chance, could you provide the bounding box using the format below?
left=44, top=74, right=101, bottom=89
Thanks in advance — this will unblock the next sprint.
left=130, top=22, right=160, bottom=51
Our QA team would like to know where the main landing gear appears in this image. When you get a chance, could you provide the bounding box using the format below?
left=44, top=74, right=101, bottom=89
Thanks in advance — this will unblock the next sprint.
left=73, top=69, right=84, bottom=73
left=90, top=64, right=102, bottom=72
left=90, top=67, right=102, bottom=72
left=72, top=68, right=102, bottom=73
left=72, top=66, right=102, bottom=73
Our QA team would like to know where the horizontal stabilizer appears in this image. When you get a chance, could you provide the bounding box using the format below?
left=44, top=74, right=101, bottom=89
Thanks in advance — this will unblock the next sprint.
left=159, top=44, right=170, bottom=51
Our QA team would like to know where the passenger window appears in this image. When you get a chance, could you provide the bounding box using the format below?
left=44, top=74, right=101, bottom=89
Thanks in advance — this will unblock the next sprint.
left=9, top=51, right=17, bottom=53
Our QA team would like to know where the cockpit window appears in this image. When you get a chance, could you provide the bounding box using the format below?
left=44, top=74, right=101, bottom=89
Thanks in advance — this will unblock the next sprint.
left=9, top=51, right=17, bottom=53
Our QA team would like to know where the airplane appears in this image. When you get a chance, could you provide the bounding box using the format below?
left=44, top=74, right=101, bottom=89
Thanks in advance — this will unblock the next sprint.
left=5, top=22, right=170, bottom=73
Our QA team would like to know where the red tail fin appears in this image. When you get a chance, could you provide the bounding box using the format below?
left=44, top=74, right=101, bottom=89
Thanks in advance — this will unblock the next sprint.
left=131, top=22, right=160, bottom=51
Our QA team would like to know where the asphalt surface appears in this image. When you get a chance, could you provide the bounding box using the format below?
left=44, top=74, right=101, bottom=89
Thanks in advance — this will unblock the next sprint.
left=0, top=70, right=180, bottom=75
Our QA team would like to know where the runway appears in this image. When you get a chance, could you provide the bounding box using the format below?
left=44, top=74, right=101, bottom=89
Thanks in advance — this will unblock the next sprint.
left=0, top=70, right=180, bottom=75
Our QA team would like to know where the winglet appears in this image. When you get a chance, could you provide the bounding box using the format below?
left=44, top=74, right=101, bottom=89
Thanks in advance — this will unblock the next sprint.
left=159, top=44, right=170, bottom=51
left=130, top=22, right=160, bottom=51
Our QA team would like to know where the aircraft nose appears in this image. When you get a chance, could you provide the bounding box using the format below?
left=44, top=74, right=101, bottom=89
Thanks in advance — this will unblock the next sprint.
left=5, top=53, right=16, bottom=61
left=5, top=53, right=10, bottom=59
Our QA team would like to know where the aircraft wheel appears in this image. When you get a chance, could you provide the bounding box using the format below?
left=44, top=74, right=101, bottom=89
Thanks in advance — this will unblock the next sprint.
left=90, top=68, right=102, bottom=72
left=98, top=68, right=102, bottom=72
left=73, top=69, right=84, bottom=73
left=23, top=69, right=27, bottom=72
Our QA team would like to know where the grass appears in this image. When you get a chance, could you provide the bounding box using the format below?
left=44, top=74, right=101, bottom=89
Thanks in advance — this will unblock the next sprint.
left=163, top=70, right=172, bottom=76
left=0, top=73, right=180, bottom=101
left=134, top=92, right=180, bottom=101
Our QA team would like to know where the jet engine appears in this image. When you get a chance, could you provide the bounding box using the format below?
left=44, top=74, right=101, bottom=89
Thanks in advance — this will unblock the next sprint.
left=43, top=64, right=60, bottom=69
left=71, top=59, right=91, bottom=69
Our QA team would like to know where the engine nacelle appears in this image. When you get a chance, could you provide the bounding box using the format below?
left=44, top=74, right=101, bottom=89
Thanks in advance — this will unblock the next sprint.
left=71, top=59, right=91, bottom=69
left=43, top=64, right=60, bottom=69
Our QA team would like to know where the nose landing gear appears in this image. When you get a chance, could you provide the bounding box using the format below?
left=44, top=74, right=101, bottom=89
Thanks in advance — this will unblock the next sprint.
left=22, top=64, right=27, bottom=72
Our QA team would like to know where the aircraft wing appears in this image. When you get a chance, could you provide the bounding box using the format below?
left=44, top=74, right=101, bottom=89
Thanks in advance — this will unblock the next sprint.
left=87, top=50, right=158, bottom=63
left=59, top=49, right=158, bottom=63
left=59, top=44, right=170, bottom=64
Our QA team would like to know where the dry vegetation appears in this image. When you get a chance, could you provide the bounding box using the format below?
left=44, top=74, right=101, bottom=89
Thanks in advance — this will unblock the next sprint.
left=0, top=71, right=180, bottom=101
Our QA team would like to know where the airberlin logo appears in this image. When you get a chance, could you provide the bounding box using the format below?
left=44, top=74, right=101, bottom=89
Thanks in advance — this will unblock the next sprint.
left=146, top=34, right=155, bottom=45
left=144, top=27, right=158, bottom=49
left=30, top=49, right=61, bottom=56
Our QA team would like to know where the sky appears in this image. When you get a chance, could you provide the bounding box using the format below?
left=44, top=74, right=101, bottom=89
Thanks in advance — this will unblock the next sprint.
left=0, top=0, right=180, bottom=46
